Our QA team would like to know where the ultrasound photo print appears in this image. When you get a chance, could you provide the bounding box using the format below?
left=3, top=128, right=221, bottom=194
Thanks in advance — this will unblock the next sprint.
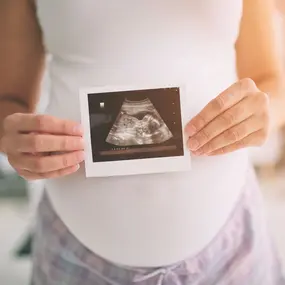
left=88, top=87, right=184, bottom=162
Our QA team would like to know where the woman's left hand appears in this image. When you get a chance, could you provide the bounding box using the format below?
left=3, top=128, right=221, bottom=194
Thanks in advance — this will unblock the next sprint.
left=185, top=78, right=271, bottom=156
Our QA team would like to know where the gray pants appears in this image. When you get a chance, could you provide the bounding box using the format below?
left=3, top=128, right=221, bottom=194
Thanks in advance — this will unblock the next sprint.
left=31, top=172, right=285, bottom=285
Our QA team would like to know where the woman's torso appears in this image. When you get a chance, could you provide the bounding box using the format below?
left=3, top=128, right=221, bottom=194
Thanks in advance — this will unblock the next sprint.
left=36, top=0, right=250, bottom=267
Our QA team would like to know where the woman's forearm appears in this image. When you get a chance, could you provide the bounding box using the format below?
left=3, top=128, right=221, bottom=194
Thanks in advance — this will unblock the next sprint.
left=0, top=1, right=45, bottom=152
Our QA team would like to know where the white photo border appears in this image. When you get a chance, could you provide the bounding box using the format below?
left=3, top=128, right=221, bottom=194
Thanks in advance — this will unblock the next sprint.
left=79, top=83, right=191, bottom=177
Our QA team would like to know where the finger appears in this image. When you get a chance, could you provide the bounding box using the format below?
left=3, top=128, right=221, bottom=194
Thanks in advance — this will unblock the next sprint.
left=187, top=93, right=268, bottom=151
left=5, top=134, right=84, bottom=153
left=185, top=78, right=258, bottom=136
left=192, top=114, right=269, bottom=155
left=9, top=151, right=85, bottom=173
left=17, top=165, right=80, bottom=181
left=4, top=113, right=83, bottom=136
left=206, top=129, right=268, bottom=156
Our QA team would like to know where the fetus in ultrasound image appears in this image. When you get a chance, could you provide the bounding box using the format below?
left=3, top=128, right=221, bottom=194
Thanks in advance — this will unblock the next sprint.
left=105, top=98, right=173, bottom=146
left=88, top=87, right=184, bottom=162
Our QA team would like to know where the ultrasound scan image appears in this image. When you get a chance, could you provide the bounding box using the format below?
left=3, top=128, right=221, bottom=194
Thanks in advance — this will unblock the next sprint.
left=106, top=98, right=173, bottom=146
left=88, top=87, right=184, bottom=162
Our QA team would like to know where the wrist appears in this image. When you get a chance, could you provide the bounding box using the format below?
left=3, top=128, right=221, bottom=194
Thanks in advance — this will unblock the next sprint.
left=0, top=100, right=32, bottom=154
left=269, top=97, right=285, bottom=132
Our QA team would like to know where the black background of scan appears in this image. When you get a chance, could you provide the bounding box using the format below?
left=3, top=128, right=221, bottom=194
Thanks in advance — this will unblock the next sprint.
left=88, top=88, right=184, bottom=162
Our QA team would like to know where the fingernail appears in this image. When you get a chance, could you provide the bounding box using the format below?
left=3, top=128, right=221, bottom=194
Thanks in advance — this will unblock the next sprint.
left=188, top=139, right=199, bottom=150
left=193, top=149, right=203, bottom=156
left=77, top=151, right=85, bottom=161
left=74, top=125, right=84, bottom=135
left=79, top=138, right=85, bottom=149
left=186, top=125, right=196, bottom=137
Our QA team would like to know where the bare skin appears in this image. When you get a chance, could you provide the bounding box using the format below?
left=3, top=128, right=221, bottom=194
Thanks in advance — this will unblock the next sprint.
left=276, top=0, right=285, bottom=67
left=276, top=0, right=285, bottom=15
left=0, top=0, right=284, bottom=180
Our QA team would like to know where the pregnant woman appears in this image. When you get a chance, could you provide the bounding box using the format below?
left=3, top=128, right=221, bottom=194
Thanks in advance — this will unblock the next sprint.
left=1, top=0, right=285, bottom=284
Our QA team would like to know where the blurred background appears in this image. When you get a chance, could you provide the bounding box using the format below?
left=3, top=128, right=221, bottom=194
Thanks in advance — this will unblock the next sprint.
left=1, top=2, right=285, bottom=285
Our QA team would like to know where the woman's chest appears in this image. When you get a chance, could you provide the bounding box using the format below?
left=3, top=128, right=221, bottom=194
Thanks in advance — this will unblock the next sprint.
left=36, top=0, right=243, bottom=59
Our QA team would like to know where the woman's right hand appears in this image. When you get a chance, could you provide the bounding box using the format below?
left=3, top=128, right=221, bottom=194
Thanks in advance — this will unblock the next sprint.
left=1, top=113, right=85, bottom=180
